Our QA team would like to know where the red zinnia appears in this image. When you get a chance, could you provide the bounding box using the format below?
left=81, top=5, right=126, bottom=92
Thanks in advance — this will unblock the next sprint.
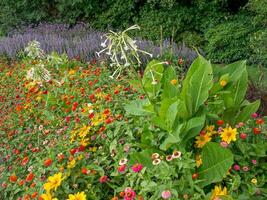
left=26, top=173, right=34, bottom=182
left=44, top=158, right=52, bottom=167
left=9, top=174, right=18, bottom=183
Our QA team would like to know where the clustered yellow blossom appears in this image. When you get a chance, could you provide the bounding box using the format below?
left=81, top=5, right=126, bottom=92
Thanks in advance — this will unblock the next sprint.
left=43, top=172, right=63, bottom=192
left=40, top=193, right=58, bottom=200
left=195, top=125, right=217, bottom=148
left=210, top=185, right=228, bottom=200
left=195, top=133, right=211, bottom=148
left=41, top=172, right=63, bottom=200
left=70, top=125, right=91, bottom=146
left=67, top=191, right=87, bottom=200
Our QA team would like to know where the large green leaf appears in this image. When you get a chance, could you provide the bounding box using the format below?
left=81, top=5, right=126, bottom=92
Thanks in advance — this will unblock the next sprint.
left=124, top=99, right=154, bottom=116
left=180, top=115, right=206, bottom=146
left=180, top=55, right=213, bottom=118
left=198, top=142, right=234, bottom=187
left=160, top=124, right=184, bottom=150
left=161, top=66, right=179, bottom=99
left=158, top=98, right=178, bottom=131
left=223, top=64, right=248, bottom=108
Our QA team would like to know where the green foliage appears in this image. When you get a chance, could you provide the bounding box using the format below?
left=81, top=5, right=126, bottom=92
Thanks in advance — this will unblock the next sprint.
left=198, top=142, right=234, bottom=187
left=125, top=55, right=259, bottom=153
left=204, top=15, right=253, bottom=63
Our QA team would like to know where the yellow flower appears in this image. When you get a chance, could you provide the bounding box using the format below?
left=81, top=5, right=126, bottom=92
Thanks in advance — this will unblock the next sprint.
left=68, top=69, right=76, bottom=76
left=89, top=146, right=97, bottom=152
left=36, top=95, right=42, bottom=101
left=205, top=125, right=217, bottom=135
left=40, top=193, right=58, bottom=200
left=220, top=80, right=227, bottom=87
left=210, top=185, right=228, bottom=200
left=78, top=125, right=90, bottom=138
left=196, top=155, right=202, bottom=168
left=220, top=126, right=238, bottom=144
left=170, top=79, right=178, bottom=85
left=43, top=173, right=63, bottom=192
left=251, top=178, right=257, bottom=185
left=67, top=191, right=87, bottom=200
left=195, top=134, right=211, bottom=148
left=67, top=159, right=76, bottom=169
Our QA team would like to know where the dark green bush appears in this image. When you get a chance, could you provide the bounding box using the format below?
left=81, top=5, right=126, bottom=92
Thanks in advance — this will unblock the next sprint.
left=204, top=14, right=254, bottom=63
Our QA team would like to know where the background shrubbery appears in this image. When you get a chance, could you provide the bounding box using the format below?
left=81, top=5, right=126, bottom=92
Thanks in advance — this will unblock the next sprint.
left=0, top=0, right=267, bottom=66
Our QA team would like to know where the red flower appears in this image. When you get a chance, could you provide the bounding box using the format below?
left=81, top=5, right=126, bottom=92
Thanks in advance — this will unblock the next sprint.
left=114, top=89, right=119, bottom=94
left=9, top=174, right=18, bottom=183
left=81, top=168, right=88, bottom=175
left=99, top=175, right=108, bottom=183
left=256, top=118, right=264, bottom=125
left=44, top=158, right=52, bottom=167
left=118, top=164, right=127, bottom=173
left=78, top=145, right=86, bottom=152
left=216, top=120, right=224, bottom=126
left=253, top=127, right=261, bottom=135
left=26, top=173, right=34, bottom=182
left=239, top=133, right=247, bottom=140
left=88, top=113, right=94, bottom=119
left=65, top=116, right=71, bottom=123
left=105, top=117, right=114, bottom=124
left=192, top=173, right=199, bottom=180
left=18, top=180, right=25, bottom=186
left=21, top=156, right=29, bottom=166
left=70, top=148, right=77, bottom=155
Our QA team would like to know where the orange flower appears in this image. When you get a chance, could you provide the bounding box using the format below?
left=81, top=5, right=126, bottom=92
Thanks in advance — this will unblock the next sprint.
left=9, top=174, right=18, bottom=183
left=44, top=158, right=52, bottom=167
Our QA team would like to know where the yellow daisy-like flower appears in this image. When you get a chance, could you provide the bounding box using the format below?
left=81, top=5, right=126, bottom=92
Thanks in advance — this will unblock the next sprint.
left=210, top=185, right=228, bottom=200
left=220, top=126, right=238, bottom=144
left=196, top=155, right=202, bottom=168
left=40, top=193, right=58, bottom=200
left=195, top=134, right=211, bottom=148
left=251, top=178, right=257, bottom=185
left=67, top=191, right=87, bottom=200
left=43, top=172, right=63, bottom=192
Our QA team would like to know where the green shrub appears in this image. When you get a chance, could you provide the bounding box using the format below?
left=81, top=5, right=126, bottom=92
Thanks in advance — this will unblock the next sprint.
left=204, top=15, right=254, bottom=63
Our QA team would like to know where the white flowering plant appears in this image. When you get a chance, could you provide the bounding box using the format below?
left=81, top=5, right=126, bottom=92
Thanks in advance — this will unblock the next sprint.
left=96, top=25, right=153, bottom=78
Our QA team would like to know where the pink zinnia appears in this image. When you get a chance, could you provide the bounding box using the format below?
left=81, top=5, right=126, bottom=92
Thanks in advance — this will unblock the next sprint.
left=220, top=141, right=228, bottom=148
left=251, top=113, right=258, bottom=118
left=242, top=166, right=249, bottom=172
left=118, top=164, right=127, bottom=173
left=131, top=163, right=143, bottom=173
left=124, top=187, right=136, bottom=200
left=233, top=164, right=240, bottom=171
left=251, top=160, right=257, bottom=165
left=161, top=190, right=172, bottom=199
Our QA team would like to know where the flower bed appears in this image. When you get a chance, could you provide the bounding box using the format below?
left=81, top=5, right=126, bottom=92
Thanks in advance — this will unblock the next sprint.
left=0, top=38, right=266, bottom=200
